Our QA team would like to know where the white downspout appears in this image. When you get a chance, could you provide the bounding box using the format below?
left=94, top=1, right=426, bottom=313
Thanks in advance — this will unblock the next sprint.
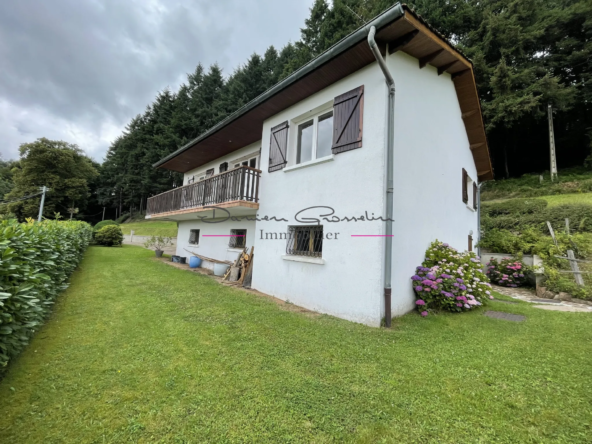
left=368, top=26, right=395, bottom=328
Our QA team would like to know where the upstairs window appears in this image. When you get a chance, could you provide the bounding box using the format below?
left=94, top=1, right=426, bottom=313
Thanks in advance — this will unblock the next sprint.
left=286, top=226, right=323, bottom=257
left=229, top=229, right=247, bottom=248
left=296, top=111, right=334, bottom=164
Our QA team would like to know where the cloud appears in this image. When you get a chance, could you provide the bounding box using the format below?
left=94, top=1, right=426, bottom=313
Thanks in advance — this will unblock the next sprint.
left=0, top=0, right=312, bottom=161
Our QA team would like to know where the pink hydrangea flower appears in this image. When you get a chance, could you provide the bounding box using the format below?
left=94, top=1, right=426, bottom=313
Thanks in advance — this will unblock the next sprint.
left=421, top=311, right=428, bottom=317
left=415, top=299, right=426, bottom=306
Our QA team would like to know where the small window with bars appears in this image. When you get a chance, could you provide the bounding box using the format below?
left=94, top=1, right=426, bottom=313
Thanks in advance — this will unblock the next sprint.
left=189, top=229, right=200, bottom=245
left=286, top=226, right=323, bottom=257
left=229, top=229, right=247, bottom=248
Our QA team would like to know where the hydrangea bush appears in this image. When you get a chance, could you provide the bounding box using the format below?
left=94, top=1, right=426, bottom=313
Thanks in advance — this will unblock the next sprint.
left=411, top=240, right=491, bottom=316
left=486, top=257, right=528, bottom=287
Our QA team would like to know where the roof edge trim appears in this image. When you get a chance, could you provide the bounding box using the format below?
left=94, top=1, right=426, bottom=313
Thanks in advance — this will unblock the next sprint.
left=153, top=3, right=406, bottom=168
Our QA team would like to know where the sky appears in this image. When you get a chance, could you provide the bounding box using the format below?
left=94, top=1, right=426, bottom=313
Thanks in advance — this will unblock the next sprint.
left=0, top=0, right=313, bottom=162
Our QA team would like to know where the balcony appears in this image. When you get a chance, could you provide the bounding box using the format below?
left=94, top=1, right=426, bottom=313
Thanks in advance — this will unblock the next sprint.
left=146, top=166, right=261, bottom=219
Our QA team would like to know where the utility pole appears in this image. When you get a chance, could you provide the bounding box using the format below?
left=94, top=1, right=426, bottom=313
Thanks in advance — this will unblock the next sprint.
left=37, top=186, right=48, bottom=222
left=548, top=104, right=558, bottom=181
left=102, top=207, right=106, bottom=221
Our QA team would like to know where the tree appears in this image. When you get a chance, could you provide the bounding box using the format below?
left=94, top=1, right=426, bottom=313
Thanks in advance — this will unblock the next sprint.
left=0, top=157, right=17, bottom=200
left=6, top=138, right=99, bottom=220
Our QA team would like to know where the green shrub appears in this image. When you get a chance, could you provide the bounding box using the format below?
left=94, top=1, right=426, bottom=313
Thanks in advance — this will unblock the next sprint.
left=94, top=225, right=123, bottom=247
left=482, top=198, right=548, bottom=217
left=0, top=219, right=92, bottom=371
left=482, top=201, right=592, bottom=233
left=93, top=219, right=118, bottom=231
left=411, top=241, right=491, bottom=316
left=115, top=213, right=130, bottom=224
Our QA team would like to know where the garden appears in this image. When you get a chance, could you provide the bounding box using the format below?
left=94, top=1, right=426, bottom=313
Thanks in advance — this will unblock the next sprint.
left=0, top=245, right=591, bottom=443
left=477, top=195, right=592, bottom=301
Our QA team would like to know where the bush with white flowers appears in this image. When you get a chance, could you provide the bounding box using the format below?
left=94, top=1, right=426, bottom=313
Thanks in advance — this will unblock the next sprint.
left=411, top=240, right=491, bottom=316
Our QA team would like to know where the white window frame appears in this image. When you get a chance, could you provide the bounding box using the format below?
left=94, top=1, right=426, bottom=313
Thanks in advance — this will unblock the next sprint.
left=294, top=110, right=334, bottom=165
left=234, top=156, right=258, bottom=170
left=466, top=174, right=475, bottom=211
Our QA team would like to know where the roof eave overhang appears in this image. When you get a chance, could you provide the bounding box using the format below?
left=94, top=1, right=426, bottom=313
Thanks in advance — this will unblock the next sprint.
left=154, top=3, right=493, bottom=181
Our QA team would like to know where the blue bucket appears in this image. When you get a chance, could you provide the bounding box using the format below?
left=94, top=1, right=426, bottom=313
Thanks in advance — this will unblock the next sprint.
left=189, top=256, right=202, bottom=268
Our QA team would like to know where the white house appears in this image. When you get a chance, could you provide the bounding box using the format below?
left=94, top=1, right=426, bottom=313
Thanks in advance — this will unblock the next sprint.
left=146, top=4, right=493, bottom=327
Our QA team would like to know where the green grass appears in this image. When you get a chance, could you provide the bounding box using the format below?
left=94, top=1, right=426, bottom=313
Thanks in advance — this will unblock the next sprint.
left=482, top=167, right=592, bottom=201
left=486, top=193, right=592, bottom=208
left=1, top=246, right=591, bottom=443
left=541, top=193, right=592, bottom=207
left=119, top=220, right=177, bottom=237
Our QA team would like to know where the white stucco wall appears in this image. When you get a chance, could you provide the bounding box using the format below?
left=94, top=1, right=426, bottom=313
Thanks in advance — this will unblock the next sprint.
left=387, top=51, right=479, bottom=317
left=176, top=219, right=257, bottom=269
left=183, top=141, right=261, bottom=185
left=251, top=63, right=388, bottom=326
left=172, top=50, right=481, bottom=327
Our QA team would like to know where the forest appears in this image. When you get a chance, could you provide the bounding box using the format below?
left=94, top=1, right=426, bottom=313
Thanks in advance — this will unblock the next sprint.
left=1, top=0, right=591, bottom=223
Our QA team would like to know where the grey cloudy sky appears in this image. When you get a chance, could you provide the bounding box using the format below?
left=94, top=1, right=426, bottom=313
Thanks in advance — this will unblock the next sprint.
left=0, top=0, right=313, bottom=162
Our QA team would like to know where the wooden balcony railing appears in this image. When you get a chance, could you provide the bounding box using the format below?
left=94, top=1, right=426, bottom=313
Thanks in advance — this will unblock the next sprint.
left=147, top=166, right=261, bottom=216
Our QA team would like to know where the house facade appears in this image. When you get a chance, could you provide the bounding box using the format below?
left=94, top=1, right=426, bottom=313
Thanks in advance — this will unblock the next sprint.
left=146, top=4, right=493, bottom=327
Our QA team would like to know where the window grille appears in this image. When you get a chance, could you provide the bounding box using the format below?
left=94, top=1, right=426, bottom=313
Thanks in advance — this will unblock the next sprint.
left=229, top=229, right=247, bottom=248
left=189, top=229, right=200, bottom=245
left=286, top=226, right=323, bottom=257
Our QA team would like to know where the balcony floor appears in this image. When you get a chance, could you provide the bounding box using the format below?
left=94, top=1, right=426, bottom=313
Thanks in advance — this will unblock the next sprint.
left=146, top=199, right=259, bottom=221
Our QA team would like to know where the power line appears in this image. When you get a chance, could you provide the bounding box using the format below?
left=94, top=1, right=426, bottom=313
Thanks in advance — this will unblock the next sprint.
left=0, top=192, right=43, bottom=205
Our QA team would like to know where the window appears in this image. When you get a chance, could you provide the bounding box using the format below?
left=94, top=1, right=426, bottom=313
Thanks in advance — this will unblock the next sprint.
left=206, top=168, right=215, bottom=178
left=229, top=229, right=247, bottom=248
left=219, top=162, right=228, bottom=173
left=187, top=176, right=195, bottom=185
left=189, top=229, right=200, bottom=245
left=286, top=226, right=323, bottom=257
left=296, top=111, right=334, bottom=164
left=234, top=156, right=258, bottom=169
left=462, top=168, right=476, bottom=210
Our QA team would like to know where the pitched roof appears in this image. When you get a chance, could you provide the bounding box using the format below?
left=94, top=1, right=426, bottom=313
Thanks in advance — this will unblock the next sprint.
left=155, top=3, right=493, bottom=181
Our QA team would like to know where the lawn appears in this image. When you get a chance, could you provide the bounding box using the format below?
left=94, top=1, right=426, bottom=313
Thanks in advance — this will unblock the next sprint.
left=119, top=220, right=177, bottom=237
left=541, top=193, right=592, bottom=207
left=0, top=247, right=591, bottom=443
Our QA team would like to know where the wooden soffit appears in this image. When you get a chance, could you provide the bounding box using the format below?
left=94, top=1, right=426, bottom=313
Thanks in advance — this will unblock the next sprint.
left=157, top=4, right=493, bottom=181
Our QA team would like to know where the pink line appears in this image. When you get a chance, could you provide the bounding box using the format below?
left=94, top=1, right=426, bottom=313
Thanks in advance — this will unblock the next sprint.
left=351, top=235, right=394, bottom=237
left=203, top=235, right=245, bottom=237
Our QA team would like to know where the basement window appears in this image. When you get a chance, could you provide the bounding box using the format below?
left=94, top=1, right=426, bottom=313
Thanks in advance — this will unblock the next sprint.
left=229, top=229, right=247, bottom=248
left=286, top=226, right=323, bottom=257
left=189, top=229, right=200, bottom=245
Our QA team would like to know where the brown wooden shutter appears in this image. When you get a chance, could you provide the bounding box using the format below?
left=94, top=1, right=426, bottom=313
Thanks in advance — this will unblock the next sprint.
left=462, top=168, right=468, bottom=204
left=269, top=121, right=289, bottom=172
left=473, top=182, right=478, bottom=210
left=332, top=85, right=364, bottom=154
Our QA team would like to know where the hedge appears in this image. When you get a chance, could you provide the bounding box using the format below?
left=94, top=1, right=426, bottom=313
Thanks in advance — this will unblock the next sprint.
left=94, top=225, right=123, bottom=246
left=93, top=219, right=118, bottom=231
left=0, top=219, right=92, bottom=371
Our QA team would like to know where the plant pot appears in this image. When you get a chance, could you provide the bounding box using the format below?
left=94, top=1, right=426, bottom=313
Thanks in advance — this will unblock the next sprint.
left=155, top=250, right=164, bottom=258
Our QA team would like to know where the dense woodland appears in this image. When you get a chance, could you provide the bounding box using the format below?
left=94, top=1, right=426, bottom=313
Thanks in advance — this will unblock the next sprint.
left=1, top=0, right=591, bottom=222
